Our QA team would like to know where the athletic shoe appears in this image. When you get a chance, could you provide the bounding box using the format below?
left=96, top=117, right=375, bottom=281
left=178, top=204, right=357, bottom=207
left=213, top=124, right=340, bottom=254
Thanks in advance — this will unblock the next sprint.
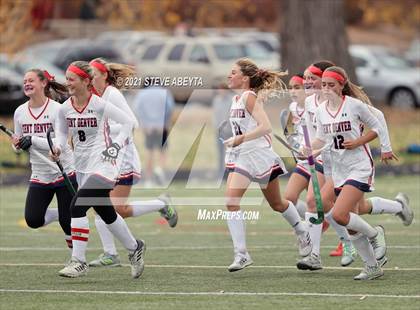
left=88, top=252, right=122, bottom=267
left=329, top=242, right=343, bottom=257
left=353, top=264, right=384, bottom=280
left=228, top=254, right=253, bottom=272
left=158, top=193, right=178, bottom=228
left=59, top=258, right=88, bottom=278
left=341, top=242, right=357, bottom=267
left=296, top=253, right=322, bottom=270
left=369, top=225, right=386, bottom=260
left=129, top=239, right=146, bottom=279
left=297, top=231, right=312, bottom=257
left=377, top=255, right=388, bottom=267
left=395, top=192, right=413, bottom=226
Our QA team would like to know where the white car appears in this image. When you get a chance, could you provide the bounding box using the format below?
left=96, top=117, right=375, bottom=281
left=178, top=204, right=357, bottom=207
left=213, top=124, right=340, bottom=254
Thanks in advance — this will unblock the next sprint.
left=134, top=36, right=280, bottom=102
left=350, top=45, right=420, bottom=108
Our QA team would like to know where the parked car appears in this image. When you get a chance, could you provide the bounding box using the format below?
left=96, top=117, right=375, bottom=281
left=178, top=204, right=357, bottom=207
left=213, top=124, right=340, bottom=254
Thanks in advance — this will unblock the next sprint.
left=53, top=40, right=125, bottom=71
left=9, top=55, right=65, bottom=83
left=135, top=36, right=280, bottom=102
left=19, top=39, right=125, bottom=72
left=18, top=39, right=70, bottom=64
left=95, top=30, right=165, bottom=63
left=405, top=39, right=420, bottom=66
left=0, top=64, right=26, bottom=115
left=350, top=45, right=420, bottom=108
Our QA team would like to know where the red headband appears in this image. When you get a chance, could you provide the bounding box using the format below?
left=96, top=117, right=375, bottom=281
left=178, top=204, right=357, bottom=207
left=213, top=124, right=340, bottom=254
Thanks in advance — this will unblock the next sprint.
left=322, top=71, right=346, bottom=84
left=90, top=60, right=108, bottom=73
left=67, top=65, right=90, bottom=79
left=290, top=76, right=304, bottom=84
left=43, top=70, right=55, bottom=82
left=307, top=65, right=323, bottom=77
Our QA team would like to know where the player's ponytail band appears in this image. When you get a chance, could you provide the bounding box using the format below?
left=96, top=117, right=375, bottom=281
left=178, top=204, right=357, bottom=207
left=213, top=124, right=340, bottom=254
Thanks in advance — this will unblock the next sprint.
left=43, top=70, right=55, bottom=82
left=307, top=65, right=323, bottom=77
left=322, top=71, right=346, bottom=84
left=290, top=76, right=304, bottom=84
left=67, top=65, right=90, bottom=79
left=89, top=61, right=108, bottom=73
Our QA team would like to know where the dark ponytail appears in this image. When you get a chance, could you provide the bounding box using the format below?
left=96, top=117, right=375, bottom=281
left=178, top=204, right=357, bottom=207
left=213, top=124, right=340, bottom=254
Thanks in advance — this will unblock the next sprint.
left=28, top=69, right=68, bottom=102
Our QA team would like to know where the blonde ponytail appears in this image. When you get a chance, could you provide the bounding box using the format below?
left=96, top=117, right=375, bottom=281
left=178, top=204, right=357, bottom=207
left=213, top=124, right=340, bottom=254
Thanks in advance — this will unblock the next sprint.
left=91, top=58, right=136, bottom=89
left=236, top=58, right=288, bottom=100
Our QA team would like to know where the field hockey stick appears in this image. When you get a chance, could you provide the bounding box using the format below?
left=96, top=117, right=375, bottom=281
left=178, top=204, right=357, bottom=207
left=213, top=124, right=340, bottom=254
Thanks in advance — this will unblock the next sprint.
left=273, top=133, right=302, bottom=155
left=0, top=122, right=62, bottom=172
left=46, top=127, right=76, bottom=195
left=301, top=124, right=324, bottom=224
left=218, top=120, right=233, bottom=143
left=279, top=109, right=298, bottom=162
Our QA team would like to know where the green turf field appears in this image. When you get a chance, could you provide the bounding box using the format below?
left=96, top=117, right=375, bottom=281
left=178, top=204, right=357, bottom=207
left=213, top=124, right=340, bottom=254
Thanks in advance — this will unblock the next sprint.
left=0, top=175, right=419, bottom=309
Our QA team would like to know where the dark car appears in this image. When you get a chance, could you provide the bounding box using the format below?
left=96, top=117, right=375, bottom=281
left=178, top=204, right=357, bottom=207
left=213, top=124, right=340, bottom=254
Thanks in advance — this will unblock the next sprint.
left=0, top=67, right=26, bottom=115
left=53, top=40, right=125, bottom=71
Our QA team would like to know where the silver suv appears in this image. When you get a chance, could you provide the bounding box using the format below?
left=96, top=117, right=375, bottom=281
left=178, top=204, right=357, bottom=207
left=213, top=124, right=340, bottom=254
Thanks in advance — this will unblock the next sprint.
left=134, top=36, right=280, bottom=102
left=350, top=45, right=420, bottom=108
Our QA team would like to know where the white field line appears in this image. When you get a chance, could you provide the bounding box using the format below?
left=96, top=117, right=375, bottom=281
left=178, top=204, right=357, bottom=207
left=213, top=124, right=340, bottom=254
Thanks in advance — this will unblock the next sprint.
left=0, top=289, right=419, bottom=299
left=0, top=262, right=419, bottom=271
left=1, top=229, right=419, bottom=237
left=0, top=245, right=419, bottom=251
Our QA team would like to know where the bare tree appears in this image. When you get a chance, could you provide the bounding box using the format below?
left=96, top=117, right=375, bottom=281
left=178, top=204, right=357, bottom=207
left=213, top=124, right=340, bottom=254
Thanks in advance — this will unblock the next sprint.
left=280, top=0, right=356, bottom=81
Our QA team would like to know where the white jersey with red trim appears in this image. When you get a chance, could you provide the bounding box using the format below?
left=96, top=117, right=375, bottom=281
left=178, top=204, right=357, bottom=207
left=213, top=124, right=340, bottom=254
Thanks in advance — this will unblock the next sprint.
left=56, top=94, right=135, bottom=186
left=13, top=99, right=75, bottom=184
left=315, top=96, right=389, bottom=188
left=101, top=86, right=141, bottom=180
left=303, top=93, right=323, bottom=142
left=289, top=100, right=323, bottom=171
left=229, top=90, right=272, bottom=153
left=101, top=86, right=138, bottom=137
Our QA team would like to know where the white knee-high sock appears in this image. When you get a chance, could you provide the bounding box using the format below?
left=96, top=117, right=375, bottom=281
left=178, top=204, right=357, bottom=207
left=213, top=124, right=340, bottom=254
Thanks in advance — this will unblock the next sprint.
left=95, top=215, right=118, bottom=255
left=350, top=233, right=377, bottom=266
left=130, top=200, right=165, bottom=217
left=325, top=209, right=351, bottom=247
left=305, top=212, right=322, bottom=256
left=346, top=213, right=377, bottom=239
left=369, top=197, right=402, bottom=215
left=295, top=199, right=307, bottom=219
left=44, top=209, right=58, bottom=226
left=106, top=215, right=137, bottom=252
left=282, top=201, right=307, bottom=235
left=71, top=217, right=89, bottom=262
left=227, top=211, right=247, bottom=256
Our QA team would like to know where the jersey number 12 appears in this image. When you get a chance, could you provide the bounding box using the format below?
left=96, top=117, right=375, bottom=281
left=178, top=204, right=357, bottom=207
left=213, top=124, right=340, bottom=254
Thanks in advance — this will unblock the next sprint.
left=333, top=135, right=344, bottom=149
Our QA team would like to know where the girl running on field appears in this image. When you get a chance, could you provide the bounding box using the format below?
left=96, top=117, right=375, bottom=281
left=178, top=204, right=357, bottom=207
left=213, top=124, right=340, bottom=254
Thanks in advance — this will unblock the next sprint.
left=12, top=69, right=76, bottom=252
left=223, top=58, right=312, bottom=272
left=309, top=66, right=401, bottom=280
left=88, top=58, right=177, bottom=268
left=51, top=61, right=145, bottom=279
left=295, top=61, right=357, bottom=269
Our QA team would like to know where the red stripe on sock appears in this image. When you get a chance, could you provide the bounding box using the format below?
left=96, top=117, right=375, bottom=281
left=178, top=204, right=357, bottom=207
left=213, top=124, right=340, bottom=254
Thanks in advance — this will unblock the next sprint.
left=71, top=228, right=89, bottom=234
left=65, top=239, right=73, bottom=248
left=72, top=236, right=88, bottom=242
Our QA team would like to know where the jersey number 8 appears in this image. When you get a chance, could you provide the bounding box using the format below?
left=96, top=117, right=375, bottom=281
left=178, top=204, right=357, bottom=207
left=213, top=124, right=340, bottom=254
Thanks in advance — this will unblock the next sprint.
left=78, top=130, right=86, bottom=142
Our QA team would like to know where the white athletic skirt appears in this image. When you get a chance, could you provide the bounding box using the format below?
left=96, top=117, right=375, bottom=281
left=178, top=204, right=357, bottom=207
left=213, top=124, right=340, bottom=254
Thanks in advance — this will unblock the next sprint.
left=116, top=142, right=142, bottom=185
left=225, top=147, right=287, bottom=183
